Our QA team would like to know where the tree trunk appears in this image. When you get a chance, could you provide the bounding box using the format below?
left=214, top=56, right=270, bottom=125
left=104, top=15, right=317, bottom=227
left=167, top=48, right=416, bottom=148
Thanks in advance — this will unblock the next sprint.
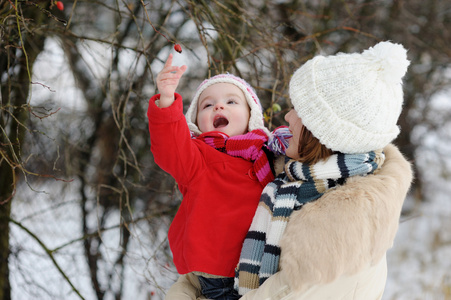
left=0, top=3, right=46, bottom=298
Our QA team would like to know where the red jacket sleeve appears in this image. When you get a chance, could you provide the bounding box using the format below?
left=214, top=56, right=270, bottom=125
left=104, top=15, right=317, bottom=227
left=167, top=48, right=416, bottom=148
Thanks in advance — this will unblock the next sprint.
left=147, top=93, right=206, bottom=185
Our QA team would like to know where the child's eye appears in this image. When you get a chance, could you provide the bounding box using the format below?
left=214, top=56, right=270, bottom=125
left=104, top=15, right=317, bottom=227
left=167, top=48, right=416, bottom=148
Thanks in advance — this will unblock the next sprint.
left=202, top=103, right=212, bottom=109
left=227, top=99, right=237, bottom=104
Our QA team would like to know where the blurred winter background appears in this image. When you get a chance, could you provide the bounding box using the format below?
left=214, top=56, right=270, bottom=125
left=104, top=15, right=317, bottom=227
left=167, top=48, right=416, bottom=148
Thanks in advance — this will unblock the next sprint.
left=1, top=1, right=450, bottom=299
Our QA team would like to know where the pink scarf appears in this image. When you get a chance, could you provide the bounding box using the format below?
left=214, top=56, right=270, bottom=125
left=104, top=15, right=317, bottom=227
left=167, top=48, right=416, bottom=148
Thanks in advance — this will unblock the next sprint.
left=196, top=129, right=274, bottom=187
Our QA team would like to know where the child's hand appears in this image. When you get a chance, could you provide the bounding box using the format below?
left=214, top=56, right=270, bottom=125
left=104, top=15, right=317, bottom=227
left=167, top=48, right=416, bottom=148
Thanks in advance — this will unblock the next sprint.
left=156, top=54, right=187, bottom=108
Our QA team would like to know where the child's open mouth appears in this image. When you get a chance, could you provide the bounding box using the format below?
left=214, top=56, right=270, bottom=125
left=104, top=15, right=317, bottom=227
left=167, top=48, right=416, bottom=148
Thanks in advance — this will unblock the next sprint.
left=213, top=115, right=229, bottom=129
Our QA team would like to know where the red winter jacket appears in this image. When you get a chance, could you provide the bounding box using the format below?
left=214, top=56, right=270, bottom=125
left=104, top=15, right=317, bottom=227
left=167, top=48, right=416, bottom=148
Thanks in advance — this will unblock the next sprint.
left=147, top=93, right=263, bottom=277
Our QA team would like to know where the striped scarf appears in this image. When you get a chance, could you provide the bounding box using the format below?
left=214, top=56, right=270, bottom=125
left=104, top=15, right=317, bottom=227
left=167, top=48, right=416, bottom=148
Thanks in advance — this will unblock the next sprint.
left=195, top=129, right=280, bottom=187
left=234, top=150, right=385, bottom=295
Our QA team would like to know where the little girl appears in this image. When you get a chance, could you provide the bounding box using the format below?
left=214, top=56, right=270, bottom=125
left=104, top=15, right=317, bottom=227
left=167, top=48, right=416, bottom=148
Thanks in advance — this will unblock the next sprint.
left=147, top=54, right=289, bottom=299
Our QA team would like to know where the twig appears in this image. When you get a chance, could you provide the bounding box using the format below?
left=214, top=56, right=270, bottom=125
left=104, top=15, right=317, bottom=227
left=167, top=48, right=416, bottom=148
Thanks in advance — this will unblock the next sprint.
left=139, top=0, right=174, bottom=44
left=9, top=218, right=86, bottom=300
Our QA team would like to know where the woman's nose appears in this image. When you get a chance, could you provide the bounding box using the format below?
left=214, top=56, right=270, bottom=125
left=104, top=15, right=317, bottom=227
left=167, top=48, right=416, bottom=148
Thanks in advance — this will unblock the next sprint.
left=284, top=109, right=292, bottom=122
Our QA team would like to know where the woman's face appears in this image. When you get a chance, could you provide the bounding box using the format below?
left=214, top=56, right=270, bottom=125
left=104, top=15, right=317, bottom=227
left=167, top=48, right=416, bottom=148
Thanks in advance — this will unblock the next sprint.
left=284, top=109, right=303, bottom=159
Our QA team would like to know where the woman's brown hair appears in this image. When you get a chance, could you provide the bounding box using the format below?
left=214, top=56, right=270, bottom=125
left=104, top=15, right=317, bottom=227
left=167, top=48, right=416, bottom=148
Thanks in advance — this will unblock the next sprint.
left=297, top=125, right=334, bottom=165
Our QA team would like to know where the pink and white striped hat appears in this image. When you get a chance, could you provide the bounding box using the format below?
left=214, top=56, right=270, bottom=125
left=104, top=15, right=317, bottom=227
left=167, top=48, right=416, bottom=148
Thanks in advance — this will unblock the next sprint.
left=185, top=73, right=269, bottom=136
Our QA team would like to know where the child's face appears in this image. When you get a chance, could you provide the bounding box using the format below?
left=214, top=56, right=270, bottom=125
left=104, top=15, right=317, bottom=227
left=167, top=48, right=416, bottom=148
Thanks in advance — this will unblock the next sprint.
left=196, top=83, right=250, bottom=137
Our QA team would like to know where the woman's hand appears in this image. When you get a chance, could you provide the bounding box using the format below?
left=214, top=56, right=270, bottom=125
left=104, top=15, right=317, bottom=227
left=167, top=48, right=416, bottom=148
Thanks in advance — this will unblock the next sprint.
left=156, top=53, right=187, bottom=108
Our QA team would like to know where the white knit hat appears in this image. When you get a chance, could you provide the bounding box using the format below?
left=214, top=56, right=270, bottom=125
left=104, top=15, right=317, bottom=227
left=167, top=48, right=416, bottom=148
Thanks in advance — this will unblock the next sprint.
left=185, top=74, right=270, bottom=136
left=289, top=41, right=410, bottom=154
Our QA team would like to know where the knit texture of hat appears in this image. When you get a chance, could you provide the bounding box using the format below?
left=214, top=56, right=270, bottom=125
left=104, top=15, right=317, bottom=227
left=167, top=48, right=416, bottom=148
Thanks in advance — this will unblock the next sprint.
left=289, top=41, right=410, bottom=154
left=185, top=74, right=269, bottom=136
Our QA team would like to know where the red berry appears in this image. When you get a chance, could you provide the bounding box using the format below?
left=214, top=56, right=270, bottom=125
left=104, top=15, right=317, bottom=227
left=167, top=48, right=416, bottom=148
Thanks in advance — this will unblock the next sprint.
left=56, top=1, right=64, bottom=11
left=174, top=44, right=182, bottom=53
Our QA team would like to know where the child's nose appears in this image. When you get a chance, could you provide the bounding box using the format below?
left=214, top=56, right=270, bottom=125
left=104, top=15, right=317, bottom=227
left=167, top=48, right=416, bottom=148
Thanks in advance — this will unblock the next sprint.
left=214, top=103, right=224, bottom=110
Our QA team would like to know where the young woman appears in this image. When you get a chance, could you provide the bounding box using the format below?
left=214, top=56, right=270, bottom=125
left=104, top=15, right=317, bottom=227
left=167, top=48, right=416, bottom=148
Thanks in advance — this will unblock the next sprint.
left=234, top=40, right=413, bottom=300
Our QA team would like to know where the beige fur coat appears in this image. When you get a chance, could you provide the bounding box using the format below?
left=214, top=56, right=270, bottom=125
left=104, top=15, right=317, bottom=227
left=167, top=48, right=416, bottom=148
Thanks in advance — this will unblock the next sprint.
left=277, top=143, right=413, bottom=294
left=165, top=144, right=413, bottom=300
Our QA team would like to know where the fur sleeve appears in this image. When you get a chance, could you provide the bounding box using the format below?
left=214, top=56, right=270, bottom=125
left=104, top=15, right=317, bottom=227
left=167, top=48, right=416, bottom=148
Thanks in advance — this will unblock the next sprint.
left=278, top=144, right=413, bottom=292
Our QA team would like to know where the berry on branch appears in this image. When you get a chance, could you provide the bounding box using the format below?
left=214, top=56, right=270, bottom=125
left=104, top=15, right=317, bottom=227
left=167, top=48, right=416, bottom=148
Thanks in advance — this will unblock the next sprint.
left=56, top=1, right=64, bottom=11
left=174, top=44, right=182, bottom=53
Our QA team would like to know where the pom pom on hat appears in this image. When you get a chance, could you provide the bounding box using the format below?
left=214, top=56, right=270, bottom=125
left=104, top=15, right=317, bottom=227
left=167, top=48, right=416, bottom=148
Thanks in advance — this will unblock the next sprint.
left=289, top=41, right=410, bottom=154
left=185, top=73, right=269, bottom=136
left=362, top=41, right=410, bottom=84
